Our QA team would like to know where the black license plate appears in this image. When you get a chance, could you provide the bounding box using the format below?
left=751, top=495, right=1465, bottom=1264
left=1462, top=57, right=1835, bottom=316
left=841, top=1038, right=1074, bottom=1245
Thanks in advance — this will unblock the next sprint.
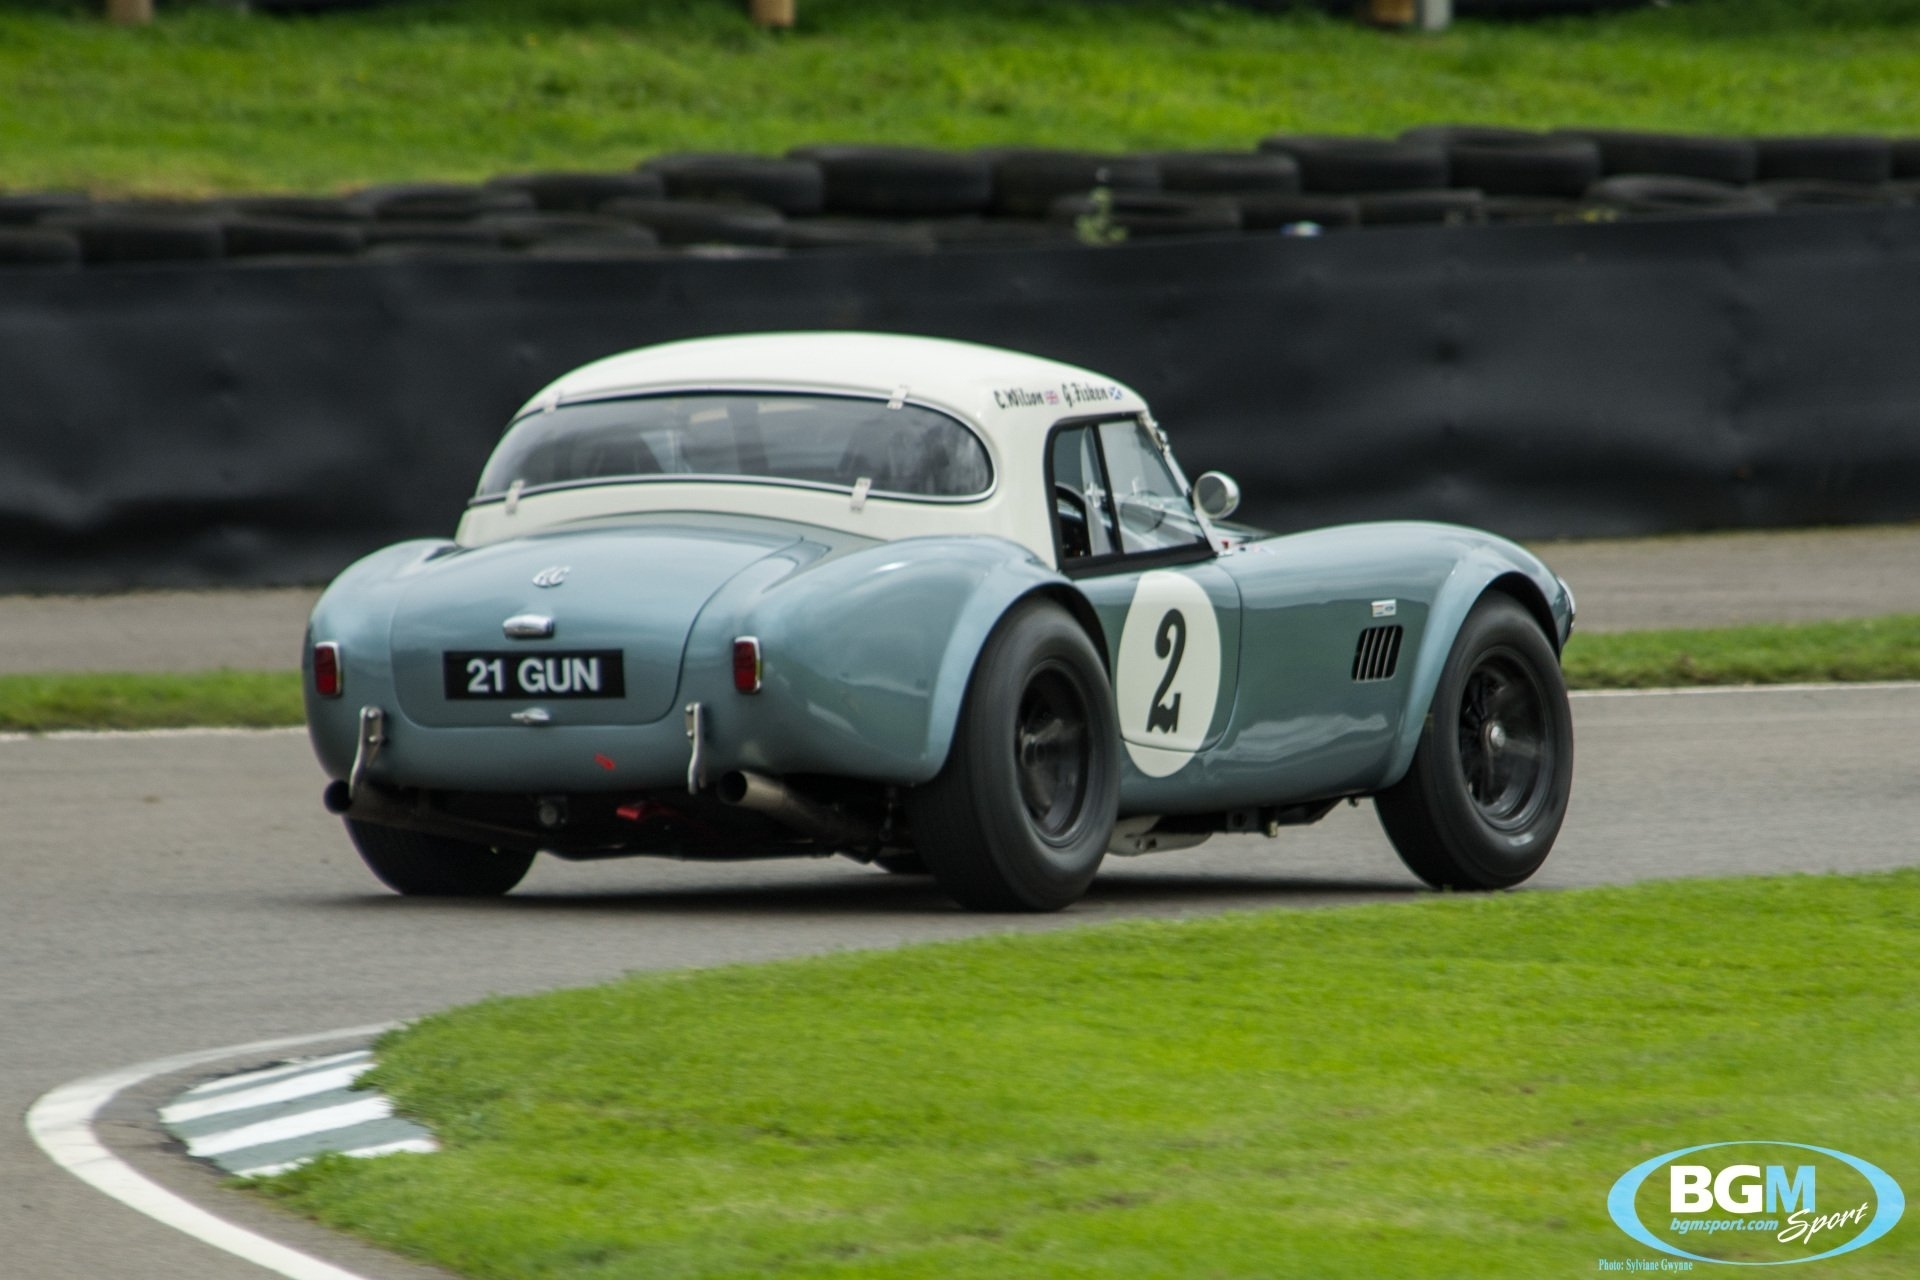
left=444, top=650, right=626, bottom=700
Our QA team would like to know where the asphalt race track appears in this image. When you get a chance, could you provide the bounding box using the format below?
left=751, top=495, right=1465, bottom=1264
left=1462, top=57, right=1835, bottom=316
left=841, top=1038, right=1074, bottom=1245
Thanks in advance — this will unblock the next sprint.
left=3, top=683, right=1918, bottom=1278
left=5, top=524, right=1920, bottom=674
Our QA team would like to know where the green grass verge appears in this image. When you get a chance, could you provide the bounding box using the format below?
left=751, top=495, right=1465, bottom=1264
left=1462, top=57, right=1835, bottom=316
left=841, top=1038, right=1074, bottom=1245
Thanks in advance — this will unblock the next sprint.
left=7, top=0, right=1920, bottom=195
left=2, top=614, right=1915, bottom=730
left=252, top=871, right=1920, bottom=1277
left=0, top=669, right=301, bottom=732
left=1561, top=613, right=1920, bottom=688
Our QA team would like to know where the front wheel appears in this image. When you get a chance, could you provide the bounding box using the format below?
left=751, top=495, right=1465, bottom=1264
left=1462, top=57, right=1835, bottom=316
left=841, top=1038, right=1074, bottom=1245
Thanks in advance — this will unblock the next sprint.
left=909, top=599, right=1119, bottom=912
left=345, top=819, right=535, bottom=897
left=1375, top=594, right=1573, bottom=890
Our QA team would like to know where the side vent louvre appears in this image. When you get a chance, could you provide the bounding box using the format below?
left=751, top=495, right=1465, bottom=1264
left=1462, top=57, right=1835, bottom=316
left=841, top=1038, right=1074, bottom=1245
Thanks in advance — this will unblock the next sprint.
left=1352, top=625, right=1404, bottom=683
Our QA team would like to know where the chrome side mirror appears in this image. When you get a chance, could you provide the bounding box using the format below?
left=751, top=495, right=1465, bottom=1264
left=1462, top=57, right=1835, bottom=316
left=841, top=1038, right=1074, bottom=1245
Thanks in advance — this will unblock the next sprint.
left=1192, top=471, right=1241, bottom=520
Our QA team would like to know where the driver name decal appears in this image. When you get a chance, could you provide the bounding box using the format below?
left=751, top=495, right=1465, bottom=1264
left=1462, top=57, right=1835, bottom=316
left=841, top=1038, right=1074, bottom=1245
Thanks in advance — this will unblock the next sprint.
left=1115, top=571, right=1221, bottom=777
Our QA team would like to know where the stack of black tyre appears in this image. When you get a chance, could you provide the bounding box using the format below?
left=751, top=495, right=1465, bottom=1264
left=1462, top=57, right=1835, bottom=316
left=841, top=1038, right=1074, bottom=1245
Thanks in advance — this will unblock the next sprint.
left=4, top=129, right=1918, bottom=270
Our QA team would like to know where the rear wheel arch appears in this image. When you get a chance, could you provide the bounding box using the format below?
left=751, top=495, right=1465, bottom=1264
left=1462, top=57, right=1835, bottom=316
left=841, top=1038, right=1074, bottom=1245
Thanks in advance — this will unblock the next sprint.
left=909, top=595, right=1121, bottom=911
left=920, top=578, right=1109, bottom=777
left=1025, top=584, right=1110, bottom=675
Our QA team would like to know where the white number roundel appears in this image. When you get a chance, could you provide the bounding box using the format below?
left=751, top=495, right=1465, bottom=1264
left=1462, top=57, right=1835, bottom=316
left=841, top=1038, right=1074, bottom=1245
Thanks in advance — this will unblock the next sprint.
left=1113, top=570, right=1221, bottom=778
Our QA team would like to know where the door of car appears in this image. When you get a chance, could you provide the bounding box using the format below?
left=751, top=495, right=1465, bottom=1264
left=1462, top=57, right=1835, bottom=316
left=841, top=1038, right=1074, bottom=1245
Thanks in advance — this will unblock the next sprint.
left=1047, top=416, right=1243, bottom=785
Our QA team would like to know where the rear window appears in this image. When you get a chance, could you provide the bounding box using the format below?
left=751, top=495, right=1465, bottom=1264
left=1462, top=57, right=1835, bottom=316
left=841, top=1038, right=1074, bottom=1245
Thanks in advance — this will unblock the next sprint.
left=475, top=393, right=994, bottom=501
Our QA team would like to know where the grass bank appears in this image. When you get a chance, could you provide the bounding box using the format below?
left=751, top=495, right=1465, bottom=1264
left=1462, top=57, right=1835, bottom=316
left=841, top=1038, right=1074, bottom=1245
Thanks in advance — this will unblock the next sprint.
left=0, top=670, right=301, bottom=732
left=253, top=870, right=1920, bottom=1277
left=3, top=613, right=1915, bottom=731
left=1559, top=613, right=1920, bottom=688
left=5, top=0, right=1920, bottom=195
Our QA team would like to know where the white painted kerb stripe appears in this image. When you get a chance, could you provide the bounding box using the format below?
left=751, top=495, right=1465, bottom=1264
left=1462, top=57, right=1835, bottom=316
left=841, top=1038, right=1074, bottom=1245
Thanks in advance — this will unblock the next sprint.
left=186, top=1097, right=394, bottom=1159
left=26, top=1025, right=397, bottom=1280
left=163, top=1062, right=374, bottom=1125
left=235, top=1137, right=438, bottom=1181
left=182, top=1050, right=371, bottom=1099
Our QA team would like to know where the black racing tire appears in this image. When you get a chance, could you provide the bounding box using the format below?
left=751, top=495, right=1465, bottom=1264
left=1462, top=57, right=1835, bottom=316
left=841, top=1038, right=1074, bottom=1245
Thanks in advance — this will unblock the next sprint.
left=1234, top=192, right=1361, bottom=230
left=1892, top=138, right=1920, bottom=179
left=599, top=196, right=787, bottom=246
left=1375, top=594, right=1573, bottom=891
left=0, top=228, right=82, bottom=265
left=345, top=819, right=535, bottom=897
left=789, top=145, right=993, bottom=217
left=222, top=216, right=366, bottom=257
left=1256, top=135, right=1449, bottom=194
left=781, top=217, right=937, bottom=251
left=1555, top=129, right=1758, bottom=185
left=1443, top=136, right=1601, bottom=198
left=0, top=192, right=89, bottom=226
left=1584, top=175, right=1775, bottom=217
left=1398, top=124, right=1537, bottom=147
left=1048, top=191, right=1242, bottom=238
left=1147, top=149, right=1301, bottom=195
left=988, top=149, right=1162, bottom=217
left=361, top=241, right=510, bottom=261
left=353, top=182, right=535, bottom=221
left=362, top=219, right=507, bottom=247
left=873, top=853, right=931, bottom=876
left=225, top=195, right=370, bottom=223
left=909, top=599, right=1119, bottom=912
left=644, top=153, right=827, bottom=216
left=44, top=214, right=226, bottom=263
left=1356, top=188, right=1485, bottom=226
left=524, top=238, right=670, bottom=260
left=1755, top=180, right=1907, bottom=210
left=485, top=170, right=665, bottom=212
left=1755, top=135, right=1893, bottom=185
left=477, top=213, right=660, bottom=249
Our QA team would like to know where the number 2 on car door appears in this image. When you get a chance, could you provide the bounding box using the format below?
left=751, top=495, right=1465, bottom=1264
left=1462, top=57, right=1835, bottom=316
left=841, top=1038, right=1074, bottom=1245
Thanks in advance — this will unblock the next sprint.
left=1148, top=608, right=1184, bottom=733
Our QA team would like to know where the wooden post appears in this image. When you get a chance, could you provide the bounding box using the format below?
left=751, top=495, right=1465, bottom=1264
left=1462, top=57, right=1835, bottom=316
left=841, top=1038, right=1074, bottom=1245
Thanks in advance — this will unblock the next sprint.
left=748, top=0, right=794, bottom=29
left=106, top=0, right=154, bottom=24
left=1357, top=0, right=1415, bottom=27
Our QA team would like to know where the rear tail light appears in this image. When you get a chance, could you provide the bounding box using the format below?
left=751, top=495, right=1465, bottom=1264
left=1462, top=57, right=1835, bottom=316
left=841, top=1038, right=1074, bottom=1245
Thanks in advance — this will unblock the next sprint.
left=732, top=636, right=762, bottom=694
left=313, top=642, right=343, bottom=698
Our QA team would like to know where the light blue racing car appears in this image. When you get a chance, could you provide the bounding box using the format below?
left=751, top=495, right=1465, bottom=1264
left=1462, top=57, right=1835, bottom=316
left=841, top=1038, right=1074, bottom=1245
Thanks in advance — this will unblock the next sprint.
left=306, top=332, right=1575, bottom=911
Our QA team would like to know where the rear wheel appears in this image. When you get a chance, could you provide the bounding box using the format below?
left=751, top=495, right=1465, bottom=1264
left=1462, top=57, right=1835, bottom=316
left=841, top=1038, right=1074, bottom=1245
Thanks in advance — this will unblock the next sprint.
left=345, top=819, right=534, bottom=897
left=910, top=600, right=1119, bottom=912
left=1375, top=595, right=1573, bottom=890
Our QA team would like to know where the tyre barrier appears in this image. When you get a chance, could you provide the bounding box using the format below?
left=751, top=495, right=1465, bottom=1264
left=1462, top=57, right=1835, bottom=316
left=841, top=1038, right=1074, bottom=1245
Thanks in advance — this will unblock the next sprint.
left=6, top=198, right=1920, bottom=590
left=9, top=128, right=1920, bottom=271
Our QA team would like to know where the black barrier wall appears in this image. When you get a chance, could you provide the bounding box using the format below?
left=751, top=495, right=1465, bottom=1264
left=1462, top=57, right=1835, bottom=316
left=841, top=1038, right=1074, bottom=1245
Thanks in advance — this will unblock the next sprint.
left=3, top=206, right=1919, bottom=591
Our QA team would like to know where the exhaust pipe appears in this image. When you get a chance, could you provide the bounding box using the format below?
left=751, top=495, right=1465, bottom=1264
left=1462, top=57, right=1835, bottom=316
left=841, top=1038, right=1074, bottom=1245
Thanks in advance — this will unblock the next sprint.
left=717, top=770, right=877, bottom=849
left=320, top=779, right=540, bottom=853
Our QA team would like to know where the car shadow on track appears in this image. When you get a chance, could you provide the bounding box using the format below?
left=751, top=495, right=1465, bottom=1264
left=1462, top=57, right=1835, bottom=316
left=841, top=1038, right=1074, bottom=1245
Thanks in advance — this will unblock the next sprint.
left=304, top=869, right=1426, bottom=917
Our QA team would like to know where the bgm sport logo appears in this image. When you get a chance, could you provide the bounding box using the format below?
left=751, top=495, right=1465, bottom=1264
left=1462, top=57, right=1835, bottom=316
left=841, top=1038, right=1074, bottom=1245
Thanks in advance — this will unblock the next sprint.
left=1607, top=1142, right=1903, bottom=1266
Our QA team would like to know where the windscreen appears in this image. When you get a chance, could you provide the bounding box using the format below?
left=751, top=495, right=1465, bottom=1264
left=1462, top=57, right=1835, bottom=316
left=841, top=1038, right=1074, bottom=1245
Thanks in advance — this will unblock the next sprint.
left=476, top=394, right=994, bottom=500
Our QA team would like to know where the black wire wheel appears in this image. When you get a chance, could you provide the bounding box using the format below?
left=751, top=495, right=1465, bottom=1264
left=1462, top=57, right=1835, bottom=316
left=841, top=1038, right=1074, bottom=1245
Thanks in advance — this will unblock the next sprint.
left=909, top=598, right=1119, bottom=912
left=345, top=819, right=535, bottom=897
left=1375, top=594, right=1573, bottom=890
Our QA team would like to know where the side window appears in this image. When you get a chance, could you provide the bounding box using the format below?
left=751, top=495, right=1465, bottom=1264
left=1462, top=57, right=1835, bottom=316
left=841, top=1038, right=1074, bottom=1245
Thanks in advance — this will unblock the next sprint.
left=1095, top=420, right=1210, bottom=555
left=1050, top=425, right=1118, bottom=560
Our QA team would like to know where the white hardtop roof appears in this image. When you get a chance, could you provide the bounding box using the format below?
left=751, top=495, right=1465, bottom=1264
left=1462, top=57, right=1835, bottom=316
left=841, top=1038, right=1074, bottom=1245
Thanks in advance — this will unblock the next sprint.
left=517, top=331, right=1152, bottom=431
